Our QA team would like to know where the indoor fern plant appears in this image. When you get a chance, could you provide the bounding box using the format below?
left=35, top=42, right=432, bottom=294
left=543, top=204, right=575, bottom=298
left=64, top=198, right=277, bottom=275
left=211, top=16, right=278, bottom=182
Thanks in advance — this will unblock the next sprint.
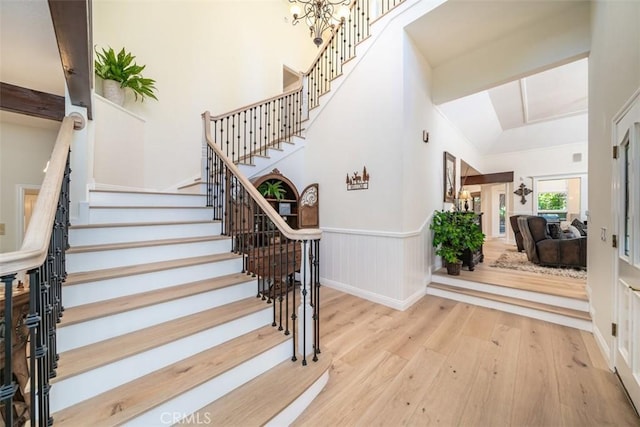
left=95, top=46, right=158, bottom=102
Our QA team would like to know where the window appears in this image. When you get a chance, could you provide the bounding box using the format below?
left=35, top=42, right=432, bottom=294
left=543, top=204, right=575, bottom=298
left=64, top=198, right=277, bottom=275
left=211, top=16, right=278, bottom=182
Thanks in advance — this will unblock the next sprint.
left=536, top=178, right=582, bottom=223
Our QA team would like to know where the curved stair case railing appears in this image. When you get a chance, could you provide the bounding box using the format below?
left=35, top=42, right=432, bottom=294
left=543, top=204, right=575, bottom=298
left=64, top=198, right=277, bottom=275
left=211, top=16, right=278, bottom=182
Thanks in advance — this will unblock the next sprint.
left=203, top=111, right=322, bottom=365
left=0, top=114, right=84, bottom=426
left=207, top=0, right=405, bottom=166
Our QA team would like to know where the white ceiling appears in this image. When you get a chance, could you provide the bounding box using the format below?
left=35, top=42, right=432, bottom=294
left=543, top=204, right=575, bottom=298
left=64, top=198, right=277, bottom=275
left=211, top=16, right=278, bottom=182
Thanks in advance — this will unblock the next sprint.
left=438, top=58, right=588, bottom=155
left=406, top=0, right=589, bottom=156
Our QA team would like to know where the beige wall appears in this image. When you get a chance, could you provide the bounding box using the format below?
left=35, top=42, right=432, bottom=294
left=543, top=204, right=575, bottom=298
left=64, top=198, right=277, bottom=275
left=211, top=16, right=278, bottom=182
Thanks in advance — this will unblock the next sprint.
left=93, top=0, right=318, bottom=190
left=588, top=0, right=640, bottom=361
left=0, top=114, right=58, bottom=252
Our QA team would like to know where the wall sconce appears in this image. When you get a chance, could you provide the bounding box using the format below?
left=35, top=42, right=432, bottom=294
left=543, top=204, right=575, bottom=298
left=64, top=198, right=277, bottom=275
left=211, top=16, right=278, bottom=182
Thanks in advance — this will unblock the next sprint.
left=514, top=182, right=532, bottom=205
left=422, top=130, right=429, bottom=143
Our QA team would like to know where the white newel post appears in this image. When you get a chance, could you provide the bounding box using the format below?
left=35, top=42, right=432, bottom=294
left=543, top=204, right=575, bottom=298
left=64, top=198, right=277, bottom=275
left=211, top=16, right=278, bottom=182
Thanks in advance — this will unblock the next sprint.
left=298, top=240, right=314, bottom=358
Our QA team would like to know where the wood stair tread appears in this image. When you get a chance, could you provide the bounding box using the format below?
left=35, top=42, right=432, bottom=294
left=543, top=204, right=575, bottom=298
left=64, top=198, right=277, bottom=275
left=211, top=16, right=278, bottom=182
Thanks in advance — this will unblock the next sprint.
left=428, top=283, right=591, bottom=321
left=67, top=235, right=228, bottom=253
left=89, top=205, right=212, bottom=209
left=70, top=219, right=218, bottom=229
left=89, top=189, right=204, bottom=197
left=185, top=352, right=332, bottom=426
left=53, top=325, right=289, bottom=427
left=60, top=272, right=255, bottom=326
left=65, top=252, right=243, bottom=285
left=55, top=296, right=268, bottom=383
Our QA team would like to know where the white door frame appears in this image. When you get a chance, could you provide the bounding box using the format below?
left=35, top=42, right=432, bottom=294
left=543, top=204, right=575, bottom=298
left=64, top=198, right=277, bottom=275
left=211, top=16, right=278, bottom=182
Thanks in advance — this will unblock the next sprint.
left=15, top=184, right=41, bottom=249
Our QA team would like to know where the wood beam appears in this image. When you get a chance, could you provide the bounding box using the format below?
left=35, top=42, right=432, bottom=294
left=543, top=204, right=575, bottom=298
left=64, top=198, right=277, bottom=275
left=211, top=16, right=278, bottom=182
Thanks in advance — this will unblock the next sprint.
left=463, top=171, right=514, bottom=186
left=48, top=0, right=92, bottom=119
left=0, top=82, right=65, bottom=122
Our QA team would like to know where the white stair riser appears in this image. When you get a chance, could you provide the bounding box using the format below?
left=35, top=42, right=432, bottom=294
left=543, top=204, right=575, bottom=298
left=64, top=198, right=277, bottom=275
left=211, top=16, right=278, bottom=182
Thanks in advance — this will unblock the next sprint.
left=63, top=258, right=246, bottom=307
left=128, top=339, right=292, bottom=427
left=89, top=191, right=206, bottom=207
left=66, top=239, right=232, bottom=273
left=431, top=276, right=590, bottom=313
left=426, top=287, right=593, bottom=332
left=51, top=307, right=272, bottom=413
left=177, top=182, right=207, bottom=195
left=88, top=207, right=214, bottom=224
left=238, top=138, right=305, bottom=180
left=58, top=281, right=260, bottom=353
left=69, top=222, right=222, bottom=247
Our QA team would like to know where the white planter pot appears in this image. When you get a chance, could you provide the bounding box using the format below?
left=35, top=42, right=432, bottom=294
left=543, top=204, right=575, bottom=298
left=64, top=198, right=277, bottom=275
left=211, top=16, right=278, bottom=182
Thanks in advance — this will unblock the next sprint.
left=102, top=79, right=125, bottom=106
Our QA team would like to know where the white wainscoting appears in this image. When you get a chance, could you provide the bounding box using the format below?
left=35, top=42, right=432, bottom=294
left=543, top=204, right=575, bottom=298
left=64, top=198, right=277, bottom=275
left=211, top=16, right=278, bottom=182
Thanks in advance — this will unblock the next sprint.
left=320, top=219, right=431, bottom=311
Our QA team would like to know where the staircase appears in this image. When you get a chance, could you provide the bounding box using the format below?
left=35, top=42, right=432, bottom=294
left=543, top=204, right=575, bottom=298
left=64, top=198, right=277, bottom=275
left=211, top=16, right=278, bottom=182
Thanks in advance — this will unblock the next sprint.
left=51, top=189, right=328, bottom=426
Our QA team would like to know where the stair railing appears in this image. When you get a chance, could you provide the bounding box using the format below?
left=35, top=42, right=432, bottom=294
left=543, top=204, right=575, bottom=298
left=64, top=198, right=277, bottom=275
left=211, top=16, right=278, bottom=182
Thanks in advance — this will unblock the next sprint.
left=0, top=113, right=84, bottom=426
left=203, top=111, right=322, bottom=365
left=206, top=0, right=405, bottom=165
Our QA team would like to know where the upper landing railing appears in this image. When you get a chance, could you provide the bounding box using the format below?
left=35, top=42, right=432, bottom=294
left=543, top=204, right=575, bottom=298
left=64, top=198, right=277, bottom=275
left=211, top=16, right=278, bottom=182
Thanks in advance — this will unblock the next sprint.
left=206, top=0, right=405, bottom=165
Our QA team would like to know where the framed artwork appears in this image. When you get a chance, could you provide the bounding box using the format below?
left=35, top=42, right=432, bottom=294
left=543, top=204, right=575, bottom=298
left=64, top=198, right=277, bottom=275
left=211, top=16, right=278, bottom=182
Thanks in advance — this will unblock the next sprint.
left=443, top=151, right=456, bottom=203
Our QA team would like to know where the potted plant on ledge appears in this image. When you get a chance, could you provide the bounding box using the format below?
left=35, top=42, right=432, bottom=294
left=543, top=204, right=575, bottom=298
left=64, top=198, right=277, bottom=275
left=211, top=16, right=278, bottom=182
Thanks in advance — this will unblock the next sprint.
left=95, top=46, right=158, bottom=106
left=430, top=210, right=485, bottom=275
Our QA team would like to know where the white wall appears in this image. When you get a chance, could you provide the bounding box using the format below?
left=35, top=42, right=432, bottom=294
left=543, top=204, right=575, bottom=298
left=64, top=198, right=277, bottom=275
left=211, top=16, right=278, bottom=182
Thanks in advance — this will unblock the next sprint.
left=92, top=0, right=318, bottom=190
left=93, top=96, right=146, bottom=190
left=432, top=3, right=591, bottom=104
left=588, top=0, right=640, bottom=363
left=302, top=0, right=482, bottom=308
left=0, top=114, right=58, bottom=252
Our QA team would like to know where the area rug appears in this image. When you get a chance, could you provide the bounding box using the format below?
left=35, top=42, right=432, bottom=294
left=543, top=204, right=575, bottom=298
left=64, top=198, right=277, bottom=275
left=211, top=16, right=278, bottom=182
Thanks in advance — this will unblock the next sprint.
left=489, top=249, right=587, bottom=280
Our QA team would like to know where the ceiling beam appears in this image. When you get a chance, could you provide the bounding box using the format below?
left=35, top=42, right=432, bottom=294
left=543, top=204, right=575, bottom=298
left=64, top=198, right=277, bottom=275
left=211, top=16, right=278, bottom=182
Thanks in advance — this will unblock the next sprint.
left=0, top=82, right=65, bottom=122
left=463, top=171, right=514, bottom=186
left=48, top=0, right=92, bottom=119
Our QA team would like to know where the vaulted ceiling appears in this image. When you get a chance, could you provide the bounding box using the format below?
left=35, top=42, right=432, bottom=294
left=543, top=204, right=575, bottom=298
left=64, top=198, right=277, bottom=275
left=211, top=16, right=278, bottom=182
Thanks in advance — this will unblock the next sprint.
left=405, top=0, right=590, bottom=157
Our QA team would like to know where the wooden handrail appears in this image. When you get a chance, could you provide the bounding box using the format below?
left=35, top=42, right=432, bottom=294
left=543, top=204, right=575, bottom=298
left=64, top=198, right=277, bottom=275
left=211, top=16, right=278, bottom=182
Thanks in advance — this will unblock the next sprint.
left=202, top=111, right=321, bottom=241
left=209, top=85, right=303, bottom=120
left=0, top=113, right=84, bottom=275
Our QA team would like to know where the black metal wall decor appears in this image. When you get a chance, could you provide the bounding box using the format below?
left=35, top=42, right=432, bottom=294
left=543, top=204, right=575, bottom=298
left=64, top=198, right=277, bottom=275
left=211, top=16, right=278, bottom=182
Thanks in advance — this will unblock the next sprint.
left=514, top=182, right=533, bottom=204
left=346, top=166, right=370, bottom=190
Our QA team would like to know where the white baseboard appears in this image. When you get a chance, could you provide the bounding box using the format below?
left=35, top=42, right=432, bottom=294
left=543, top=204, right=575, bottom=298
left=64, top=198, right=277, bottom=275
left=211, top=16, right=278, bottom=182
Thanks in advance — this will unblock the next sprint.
left=320, top=277, right=426, bottom=311
left=592, top=322, right=613, bottom=369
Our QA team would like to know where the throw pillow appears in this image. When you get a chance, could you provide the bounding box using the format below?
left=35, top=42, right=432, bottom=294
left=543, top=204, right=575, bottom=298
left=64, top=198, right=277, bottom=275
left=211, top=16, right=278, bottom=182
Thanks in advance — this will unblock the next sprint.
left=571, top=219, right=588, bottom=236
left=568, top=225, right=582, bottom=238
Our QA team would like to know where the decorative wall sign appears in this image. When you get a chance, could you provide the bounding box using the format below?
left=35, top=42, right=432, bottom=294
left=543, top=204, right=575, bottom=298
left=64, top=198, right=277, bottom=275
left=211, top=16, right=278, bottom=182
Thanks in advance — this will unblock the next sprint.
left=514, top=182, right=533, bottom=204
left=346, top=166, right=370, bottom=190
left=443, top=151, right=456, bottom=203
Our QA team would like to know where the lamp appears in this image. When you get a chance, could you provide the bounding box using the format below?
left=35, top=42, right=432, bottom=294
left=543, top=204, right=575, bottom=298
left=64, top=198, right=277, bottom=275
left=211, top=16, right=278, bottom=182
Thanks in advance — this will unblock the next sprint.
left=289, top=0, right=351, bottom=47
left=459, top=190, right=471, bottom=212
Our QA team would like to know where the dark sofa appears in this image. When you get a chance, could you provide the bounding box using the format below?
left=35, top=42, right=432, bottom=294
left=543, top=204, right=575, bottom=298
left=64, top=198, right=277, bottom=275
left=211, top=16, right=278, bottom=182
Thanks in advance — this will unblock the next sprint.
left=517, top=215, right=586, bottom=269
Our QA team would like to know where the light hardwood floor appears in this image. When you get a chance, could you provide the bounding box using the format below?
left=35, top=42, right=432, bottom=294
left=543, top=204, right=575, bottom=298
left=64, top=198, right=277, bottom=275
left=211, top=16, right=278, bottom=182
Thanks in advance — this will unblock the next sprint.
left=434, top=238, right=588, bottom=301
left=293, top=287, right=639, bottom=426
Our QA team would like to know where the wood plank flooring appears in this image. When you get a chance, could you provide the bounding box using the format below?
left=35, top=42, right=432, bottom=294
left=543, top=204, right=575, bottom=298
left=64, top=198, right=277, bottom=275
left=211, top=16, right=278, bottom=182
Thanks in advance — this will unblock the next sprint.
left=434, top=238, right=588, bottom=300
left=293, top=287, right=639, bottom=426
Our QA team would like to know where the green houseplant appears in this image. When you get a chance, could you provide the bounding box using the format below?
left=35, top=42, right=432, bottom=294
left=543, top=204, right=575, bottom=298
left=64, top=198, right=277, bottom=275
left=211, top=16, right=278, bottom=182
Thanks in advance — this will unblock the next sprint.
left=257, top=180, right=287, bottom=201
left=95, top=47, right=158, bottom=104
left=430, top=210, right=485, bottom=275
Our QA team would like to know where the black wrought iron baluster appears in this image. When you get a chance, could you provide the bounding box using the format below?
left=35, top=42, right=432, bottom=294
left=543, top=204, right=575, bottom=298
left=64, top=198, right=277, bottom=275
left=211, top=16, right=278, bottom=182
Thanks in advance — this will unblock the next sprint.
left=271, top=101, right=277, bottom=149
left=206, top=144, right=212, bottom=207
left=313, top=239, right=321, bottom=361
left=1, top=273, right=16, bottom=426
left=264, top=104, right=269, bottom=156
left=301, top=240, right=308, bottom=366
left=284, top=238, right=291, bottom=336
left=242, top=111, right=247, bottom=164
left=291, top=242, right=297, bottom=362
left=231, top=113, right=237, bottom=163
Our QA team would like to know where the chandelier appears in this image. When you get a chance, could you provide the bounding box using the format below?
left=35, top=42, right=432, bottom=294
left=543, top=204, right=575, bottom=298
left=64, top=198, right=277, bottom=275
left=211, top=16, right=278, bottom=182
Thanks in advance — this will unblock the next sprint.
left=289, top=0, right=351, bottom=47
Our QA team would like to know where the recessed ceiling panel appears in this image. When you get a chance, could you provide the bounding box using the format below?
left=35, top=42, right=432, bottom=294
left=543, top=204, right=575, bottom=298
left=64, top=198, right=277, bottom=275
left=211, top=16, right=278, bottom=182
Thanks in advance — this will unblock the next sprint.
left=488, top=81, right=524, bottom=130
left=524, top=58, right=588, bottom=123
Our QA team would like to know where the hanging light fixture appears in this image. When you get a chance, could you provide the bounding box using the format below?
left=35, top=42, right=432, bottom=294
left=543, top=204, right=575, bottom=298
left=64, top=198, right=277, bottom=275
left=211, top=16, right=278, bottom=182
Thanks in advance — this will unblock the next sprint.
left=289, top=0, right=351, bottom=47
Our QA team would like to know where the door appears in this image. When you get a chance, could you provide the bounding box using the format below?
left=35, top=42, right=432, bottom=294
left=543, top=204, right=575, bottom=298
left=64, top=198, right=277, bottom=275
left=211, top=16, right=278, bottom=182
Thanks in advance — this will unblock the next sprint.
left=614, top=92, right=640, bottom=412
